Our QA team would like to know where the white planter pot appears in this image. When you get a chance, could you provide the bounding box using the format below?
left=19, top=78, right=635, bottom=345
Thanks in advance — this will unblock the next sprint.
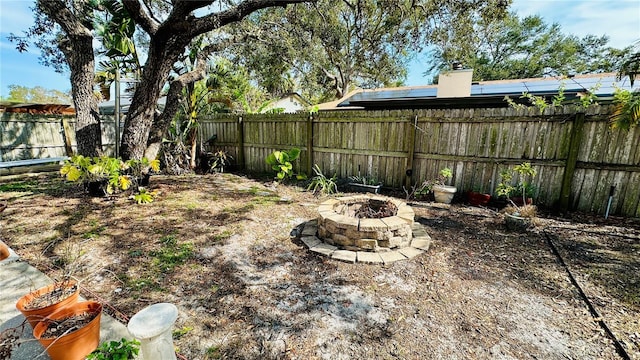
left=348, top=182, right=382, bottom=194
left=432, top=185, right=457, bottom=204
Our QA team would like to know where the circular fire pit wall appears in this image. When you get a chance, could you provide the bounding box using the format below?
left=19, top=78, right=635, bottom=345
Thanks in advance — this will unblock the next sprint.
left=317, top=195, right=414, bottom=252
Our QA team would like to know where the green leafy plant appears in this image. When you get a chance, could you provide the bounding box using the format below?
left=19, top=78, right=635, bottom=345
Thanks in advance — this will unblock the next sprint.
left=60, top=155, right=130, bottom=194
left=609, top=87, right=640, bottom=130
left=123, top=157, right=160, bottom=179
left=496, top=162, right=537, bottom=209
left=208, top=150, right=233, bottom=173
left=402, top=167, right=453, bottom=200
left=307, top=164, right=337, bottom=195
left=348, top=175, right=380, bottom=186
left=132, top=188, right=156, bottom=204
left=436, top=167, right=453, bottom=185
left=87, top=338, right=140, bottom=360
left=265, top=148, right=303, bottom=180
left=505, top=80, right=601, bottom=113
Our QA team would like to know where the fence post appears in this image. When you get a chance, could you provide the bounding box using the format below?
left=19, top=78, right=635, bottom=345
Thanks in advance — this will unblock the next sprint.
left=559, top=112, right=585, bottom=213
left=237, top=116, right=245, bottom=170
left=61, top=117, right=74, bottom=156
left=404, top=114, right=417, bottom=190
left=307, top=113, right=314, bottom=176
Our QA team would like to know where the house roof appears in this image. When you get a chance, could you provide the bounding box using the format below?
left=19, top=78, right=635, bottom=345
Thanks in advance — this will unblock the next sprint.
left=321, top=73, right=638, bottom=110
left=0, top=102, right=75, bottom=115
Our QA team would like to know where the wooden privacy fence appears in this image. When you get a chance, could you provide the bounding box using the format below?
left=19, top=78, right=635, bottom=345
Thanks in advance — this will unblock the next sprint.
left=201, top=105, right=640, bottom=217
left=1, top=108, right=638, bottom=217
left=0, top=113, right=120, bottom=161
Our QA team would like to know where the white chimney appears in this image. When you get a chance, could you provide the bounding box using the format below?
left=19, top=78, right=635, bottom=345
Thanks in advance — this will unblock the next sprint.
left=437, top=68, right=473, bottom=98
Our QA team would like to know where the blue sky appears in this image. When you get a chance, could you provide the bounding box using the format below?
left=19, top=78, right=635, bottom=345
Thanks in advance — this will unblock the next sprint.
left=1, top=0, right=639, bottom=99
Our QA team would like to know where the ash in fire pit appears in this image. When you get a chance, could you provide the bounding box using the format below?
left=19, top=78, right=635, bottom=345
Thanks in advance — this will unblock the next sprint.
left=340, top=199, right=398, bottom=219
left=317, top=195, right=414, bottom=252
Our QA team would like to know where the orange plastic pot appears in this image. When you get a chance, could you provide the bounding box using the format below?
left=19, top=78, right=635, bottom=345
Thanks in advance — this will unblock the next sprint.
left=15, top=281, right=79, bottom=328
left=33, top=301, right=102, bottom=360
left=0, top=242, right=9, bottom=261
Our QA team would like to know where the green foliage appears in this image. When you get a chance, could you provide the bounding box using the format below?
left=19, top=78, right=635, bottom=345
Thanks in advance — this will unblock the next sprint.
left=172, top=326, right=194, bottom=340
left=4, top=85, right=72, bottom=104
left=208, top=150, right=233, bottom=173
left=617, top=41, right=640, bottom=86
left=609, top=88, right=640, bottom=130
left=61, top=155, right=159, bottom=202
left=150, top=235, right=194, bottom=273
left=438, top=168, right=453, bottom=184
left=265, top=148, right=302, bottom=180
left=496, top=162, right=537, bottom=205
left=430, top=12, right=629, bottom=81
left=233, top=0, right=508, bottom=101
left=132, top=188, right=156, bottom=204
left=87, top=338, right=140, bottom=360
left=60, top=155, right=129, bottom=194
left=307, top=164, right=337, bottom=196
left=348, top=175, right=380, bottom=186
left=506, top=80, right=601, bottom=113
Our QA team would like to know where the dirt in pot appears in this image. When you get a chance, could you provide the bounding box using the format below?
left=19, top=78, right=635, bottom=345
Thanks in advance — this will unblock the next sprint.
left=24, top=284, right=78, bottom=310
left=41, top=312, right=97, bottom=338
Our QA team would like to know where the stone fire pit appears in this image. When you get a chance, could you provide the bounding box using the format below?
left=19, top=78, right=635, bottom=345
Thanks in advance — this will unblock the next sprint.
left=318, top=195, right=414, bottom=252
left=299, top=195, right=432, bottom=264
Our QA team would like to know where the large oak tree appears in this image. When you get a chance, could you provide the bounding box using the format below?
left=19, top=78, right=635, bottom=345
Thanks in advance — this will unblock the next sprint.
left=229, top=0, right=511, bottom=102
left=14, top=0, right=311, bottom=160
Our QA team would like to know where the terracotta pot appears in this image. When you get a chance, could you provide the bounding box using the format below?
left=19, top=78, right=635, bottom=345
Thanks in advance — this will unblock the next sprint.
left=33, top=301, right=102, bottom=360
left=509, top=196, right=533, bottom=206
left=16, top=281, right=80, bottom=328
left=467, top=191, right=491, bottom=206
left=0, top=242, right=9, bottom=261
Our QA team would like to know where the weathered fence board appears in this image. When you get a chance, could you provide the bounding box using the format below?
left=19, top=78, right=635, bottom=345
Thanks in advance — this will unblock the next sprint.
left=200, top=105, right=639, bottom=217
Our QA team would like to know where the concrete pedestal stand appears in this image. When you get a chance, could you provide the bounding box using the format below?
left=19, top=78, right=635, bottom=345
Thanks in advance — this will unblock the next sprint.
left=127, top=303, right=178, bottom=360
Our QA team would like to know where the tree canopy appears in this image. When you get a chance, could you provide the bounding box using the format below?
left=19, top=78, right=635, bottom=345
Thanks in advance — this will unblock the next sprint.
left=2, top=85, right=72, bottom=104
left=428, top=12, right=631, bottom=81
left=11, top=0, right=312, bottom=160
left=229, top=0, right=510, bottom=102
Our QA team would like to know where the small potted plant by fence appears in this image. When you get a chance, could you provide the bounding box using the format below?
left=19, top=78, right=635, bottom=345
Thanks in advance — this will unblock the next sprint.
left=15, top=279, right=80, bottom=328
left=348, top=174, right=382, bottom=194
left=496, top=162, right=538, bottom=231
left=33, top=300, right=103, bottom=360
left=432, top=168, right=457, bottom=204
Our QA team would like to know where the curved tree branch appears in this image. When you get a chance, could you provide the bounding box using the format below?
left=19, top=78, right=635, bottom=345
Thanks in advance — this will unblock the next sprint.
left=122, top=0, right=160, bottom=35
left=190, top=0, right=313, bottom=37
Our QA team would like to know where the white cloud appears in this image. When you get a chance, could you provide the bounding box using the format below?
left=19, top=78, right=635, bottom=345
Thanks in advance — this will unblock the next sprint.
left=511, top=0, right=640, bottom=48
left=0, top=1, right=36, bottom=34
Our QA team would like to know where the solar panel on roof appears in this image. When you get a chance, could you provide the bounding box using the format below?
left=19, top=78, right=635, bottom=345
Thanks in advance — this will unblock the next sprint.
left=338, top=74, right=637, bottom=107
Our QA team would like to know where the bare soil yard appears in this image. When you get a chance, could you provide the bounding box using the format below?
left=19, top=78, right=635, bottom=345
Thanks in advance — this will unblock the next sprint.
left=0, top=172, right=639, bottom=359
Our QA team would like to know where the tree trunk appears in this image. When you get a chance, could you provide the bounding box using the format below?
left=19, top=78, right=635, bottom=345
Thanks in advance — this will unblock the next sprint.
left=119, top=36, right=186, bottom=160
left=38, top=0, right=102, bottom=157
left=64, top=39, right=102, bottom=157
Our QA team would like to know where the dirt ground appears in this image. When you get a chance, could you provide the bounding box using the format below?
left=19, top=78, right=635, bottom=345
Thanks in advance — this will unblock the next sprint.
left=1, top=172, right=639, bottom=360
